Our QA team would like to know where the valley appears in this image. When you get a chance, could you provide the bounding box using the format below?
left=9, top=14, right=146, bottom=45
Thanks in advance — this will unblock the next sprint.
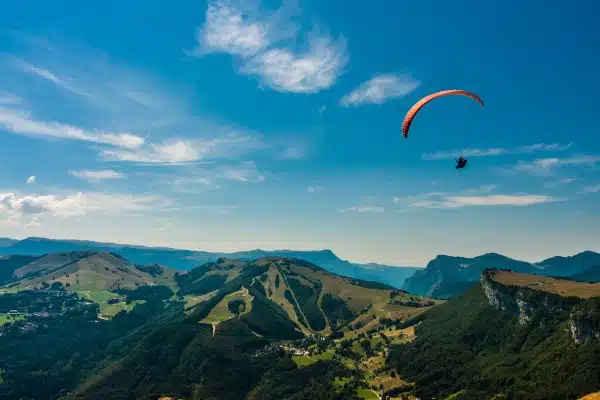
left=0, top=244, right=599, bottom=399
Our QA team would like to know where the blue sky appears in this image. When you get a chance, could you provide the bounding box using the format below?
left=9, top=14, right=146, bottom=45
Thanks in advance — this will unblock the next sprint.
left=0, top=0, right=599, bottom=265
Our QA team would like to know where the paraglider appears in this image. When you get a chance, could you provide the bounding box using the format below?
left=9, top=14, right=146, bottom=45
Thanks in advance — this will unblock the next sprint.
left=401, top=89, right=484, bottom=139
left=402, top=89, right=483, bottom=172
left=455, top=156, right=468, bottom=169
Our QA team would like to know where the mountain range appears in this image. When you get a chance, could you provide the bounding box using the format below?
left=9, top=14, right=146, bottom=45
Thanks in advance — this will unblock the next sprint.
left=2, top=237, right=599, bottom=299
left=1, top=245, right=600, bottom=399
left=0, top=237, right=420, bottom=288
left=404, top=251, right=600, bottom=298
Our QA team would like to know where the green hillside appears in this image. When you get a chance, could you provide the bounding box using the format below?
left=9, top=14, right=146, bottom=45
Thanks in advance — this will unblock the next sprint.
left=388, top=272, right=600, bottom=399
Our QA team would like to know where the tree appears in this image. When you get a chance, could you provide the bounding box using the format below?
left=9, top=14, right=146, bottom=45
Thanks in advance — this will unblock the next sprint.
left=227, top=299, right=246, bottom=316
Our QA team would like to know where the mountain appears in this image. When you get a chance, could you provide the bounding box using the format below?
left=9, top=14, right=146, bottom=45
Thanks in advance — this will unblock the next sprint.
left=0, top=238, right=18, bottom=247
left=403, top=251, right=600, bottom=299
left=403, top=253, right=535, bottom=298
left=0, top=237, right=420, bottom=289
left=66, top=256, right=437, bottom=399
left=0, top=254, right=41, bottom=285
left=389, top=269, right=600, bottom=399
left=3, top=251, right=176, bottom=292
left=571, top=266, right=600, bottom=283
left=0, top=252, right=437, bottom=400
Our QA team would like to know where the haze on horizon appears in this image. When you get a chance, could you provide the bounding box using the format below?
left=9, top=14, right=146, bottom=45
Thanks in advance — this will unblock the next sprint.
left=1, top=1, right=600, bottom=266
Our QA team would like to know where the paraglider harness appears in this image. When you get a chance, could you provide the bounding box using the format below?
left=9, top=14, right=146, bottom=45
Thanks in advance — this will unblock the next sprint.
left=455, top=156, right=468, bottom=169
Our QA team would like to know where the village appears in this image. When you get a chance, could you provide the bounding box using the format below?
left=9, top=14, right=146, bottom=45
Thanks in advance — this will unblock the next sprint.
left=0, top=287, right=99, bottom=336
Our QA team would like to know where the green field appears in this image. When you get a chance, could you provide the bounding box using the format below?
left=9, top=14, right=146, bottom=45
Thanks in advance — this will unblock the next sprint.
left=291, top=350, right=335, bottom=367
left=357, top=388, right=379, bottom=399
left=201, top=288, right=253, bottom=324
left=0, top=313, right=25, bottom=326
left=77, top=290, right=145, bottom=319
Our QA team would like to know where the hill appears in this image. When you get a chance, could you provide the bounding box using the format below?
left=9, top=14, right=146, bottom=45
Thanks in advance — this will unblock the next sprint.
left=56, top=257, right=436, bottom=400
left=4, top=251, right=176, bottom=292
left=571, top=265, right=600, bottom=283
left=403, top=251, right=600, bottom=299
left=0, top=251, right=436, bottom=399
left=178, top=257, right=436, bottom=339
left=388, top=270, right=600, bottom=399
left=0, top=236, right=420, bottom=289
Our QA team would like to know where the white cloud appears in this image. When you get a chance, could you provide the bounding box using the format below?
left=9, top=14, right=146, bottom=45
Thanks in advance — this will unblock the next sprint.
left=0, top=192, right=87, bottom=216
left=307, top=186, right=322, bottom=193
left=242, top=33, right=348, bottom=93
left=339, top=206, right=384, bottom=213
left=0, top=106, right=144, bottom=149
left=26, top=176, right=36, bottom=185
left=422, top=142, right=572, bottom=160
left=24, top=216, right=41, bottom=229
left=394, top=185, right=560, bottom=209
left=340, top=74, right=420, bottom=107
left=514, top=154, right=600, bottom=176
left=195, top=0, right=274, bottom=57
left=101, top=135, right=261, bottom=164
left=412, top=194, right=560, bottom=209
left=0, top=191, right=169, bottom=221
left=70, top=169, right=125, bottom=181
left=192, top=0, right=348, bottom=93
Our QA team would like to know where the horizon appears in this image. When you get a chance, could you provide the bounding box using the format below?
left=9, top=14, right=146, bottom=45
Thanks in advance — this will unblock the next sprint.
left=2, top=234, right=597, bottom=268
left=1, top=1, right=600, bottom=265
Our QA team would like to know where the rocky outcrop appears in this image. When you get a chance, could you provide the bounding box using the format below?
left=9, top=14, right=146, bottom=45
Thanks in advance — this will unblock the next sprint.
left=480, top=269, right=578, bottom=325
left=570, top=299, right=600, bottom=344
left=481, top=269, right=600, bottom=343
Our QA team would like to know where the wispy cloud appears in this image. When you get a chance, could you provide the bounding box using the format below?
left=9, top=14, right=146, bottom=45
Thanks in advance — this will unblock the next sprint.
left=14, top=58, right=90, bottom=97
left=191, top=0, right=348, bottom=93
left=544, top=177, right=575, bottom=188
left=70, top=169, right=125, bottom=182
left=514, top=154, right=600, bottom=176
left=582, top=184, right=600, bottom=194
left=101, top=135, right=262, bottom=164
left=26, top=176, right=36, bottom=185
left=394, top=185, right=561, bottom=209
left=411, top=194, right=560, bottom=209
left=0, top=91, right=22, bottom=105
left=0, top=106, right=144, bottom=149
left=307, top=186, right=322, bottom=193
left=422, top=142, right=572, bottom=160
left=3, top=37, right=277, bottom=173
left=340, top=74, right=420, bottom=107
left=339, top=206, right=384, bottom=213
left=220, top=161, right=266, bottom=182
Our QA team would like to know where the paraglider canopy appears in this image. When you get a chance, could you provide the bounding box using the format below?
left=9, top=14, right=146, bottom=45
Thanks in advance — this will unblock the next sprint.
left=402, top=89, right=484, bottom=139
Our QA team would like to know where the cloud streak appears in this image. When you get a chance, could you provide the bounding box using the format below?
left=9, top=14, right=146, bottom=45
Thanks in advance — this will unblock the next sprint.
left=15, top=58, right=90, bottom=97
left=422, top=142, right=572, bottom=160
left=339, top=206, right=384, bottom=213
left=192, top=0, right=348, bottom=93
left=70, top=169, right=125, bottom=181
left=340, top=74, right=420, bottom=107
left=394, top=185, right=561, bottom=209
left=514, top=154, right=600, bottom=176
left=411, top=194, right=560, bottom=209
left=0, top=106, right=144, bottom=149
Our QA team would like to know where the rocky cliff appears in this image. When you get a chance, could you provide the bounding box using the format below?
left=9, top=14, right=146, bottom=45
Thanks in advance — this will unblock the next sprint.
left=481, top=269, right=600, bottom=343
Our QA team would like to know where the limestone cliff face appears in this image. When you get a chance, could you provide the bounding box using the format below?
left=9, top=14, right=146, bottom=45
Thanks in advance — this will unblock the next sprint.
left=480, top=269, right=600, bottom=344
left=570, top=300, right=600, bottom=344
